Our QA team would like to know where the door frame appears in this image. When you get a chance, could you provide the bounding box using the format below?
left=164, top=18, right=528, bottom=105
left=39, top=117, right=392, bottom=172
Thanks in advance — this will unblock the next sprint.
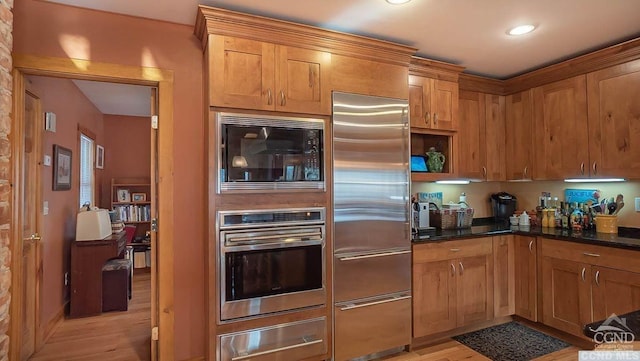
left=9, top=54, right=175, bottom=360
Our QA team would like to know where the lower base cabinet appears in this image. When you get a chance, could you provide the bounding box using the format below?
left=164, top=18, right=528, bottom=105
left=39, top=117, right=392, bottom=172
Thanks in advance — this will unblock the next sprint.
left=514, top=235, right=537, bottom=321
left=412, top=238, right=493, bottom=338
left=541, top=238, right=640, bottom=338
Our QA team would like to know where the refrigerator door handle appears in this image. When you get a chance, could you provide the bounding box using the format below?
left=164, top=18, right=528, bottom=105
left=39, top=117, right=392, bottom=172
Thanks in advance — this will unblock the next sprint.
left=339, top=294, right=411, bottom=311
left=338, top=250, right=411, bottom=261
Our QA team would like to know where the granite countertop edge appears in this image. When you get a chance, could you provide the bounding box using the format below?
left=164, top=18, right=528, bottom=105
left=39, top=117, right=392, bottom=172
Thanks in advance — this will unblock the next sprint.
left=412, top=222, right=640, bottom=250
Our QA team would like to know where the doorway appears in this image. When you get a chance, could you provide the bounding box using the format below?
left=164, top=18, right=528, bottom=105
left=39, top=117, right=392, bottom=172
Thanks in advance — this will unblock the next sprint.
left=9, top=55, right=175, bottom=360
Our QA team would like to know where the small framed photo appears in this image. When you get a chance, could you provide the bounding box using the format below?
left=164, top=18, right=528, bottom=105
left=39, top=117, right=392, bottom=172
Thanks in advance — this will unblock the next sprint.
left=95, top=145, right=104, bottom=169
left=132, top=193, right=147, bottom=202
left=117, top=189, right=130, bottom=202
left=53, top=144, right=72, bottom=191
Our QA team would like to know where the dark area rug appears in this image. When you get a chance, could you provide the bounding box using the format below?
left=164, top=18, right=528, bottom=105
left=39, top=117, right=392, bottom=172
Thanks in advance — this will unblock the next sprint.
left=453, top=322, right=571, bottom=361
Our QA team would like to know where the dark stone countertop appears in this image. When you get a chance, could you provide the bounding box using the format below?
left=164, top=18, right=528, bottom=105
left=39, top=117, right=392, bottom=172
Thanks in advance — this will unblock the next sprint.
left=412, top=221, right=640, bottom=250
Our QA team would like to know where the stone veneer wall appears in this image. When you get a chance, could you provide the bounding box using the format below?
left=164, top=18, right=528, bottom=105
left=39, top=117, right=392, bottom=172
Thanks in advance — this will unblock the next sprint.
left=0, top=0, right=11, bottom=359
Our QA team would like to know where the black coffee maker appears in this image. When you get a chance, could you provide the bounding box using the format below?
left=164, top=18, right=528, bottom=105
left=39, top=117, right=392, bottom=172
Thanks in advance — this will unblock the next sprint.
left=490, top=192, right=517, bottom=223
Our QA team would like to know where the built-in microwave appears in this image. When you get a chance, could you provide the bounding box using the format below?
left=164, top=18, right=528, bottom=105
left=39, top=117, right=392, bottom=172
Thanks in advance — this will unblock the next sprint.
left=216, top=112, right=325, bottom=193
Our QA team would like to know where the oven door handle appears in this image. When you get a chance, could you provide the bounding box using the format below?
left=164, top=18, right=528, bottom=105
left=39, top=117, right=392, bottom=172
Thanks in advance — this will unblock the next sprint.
left=338, top=250, right=411, bottom=261
left=231, top=338, right=323, bottom=361
left=226, top=232, right=322, bottom=245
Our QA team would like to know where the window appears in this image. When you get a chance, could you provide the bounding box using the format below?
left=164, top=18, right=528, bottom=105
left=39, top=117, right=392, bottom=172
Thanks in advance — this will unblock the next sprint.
left=79, top=133, right=94, bottom=208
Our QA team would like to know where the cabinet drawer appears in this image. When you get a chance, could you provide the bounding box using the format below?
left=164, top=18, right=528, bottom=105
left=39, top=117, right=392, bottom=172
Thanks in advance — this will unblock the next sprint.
left=218, top=317, right=327, bottom=361
left=540, top=238, right=640, bottom=273
left=413, top=237, right=492, bottom=263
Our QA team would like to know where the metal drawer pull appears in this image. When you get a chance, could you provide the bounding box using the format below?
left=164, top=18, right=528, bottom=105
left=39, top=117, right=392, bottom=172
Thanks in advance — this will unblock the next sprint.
left=340, top=250, right=410, bottom=261
left=459, top=262, right=464, bottom=275
left=595, top=270, right=600, bottom=286
left=231, top=338, right=323, bottom=361
left=583, top=252, right=601, bottom=257
left=581, top=267, right=586, bottom=281
left=450, top=248, right=461, bottom=252
left=339, top=295, right=411, bottom=311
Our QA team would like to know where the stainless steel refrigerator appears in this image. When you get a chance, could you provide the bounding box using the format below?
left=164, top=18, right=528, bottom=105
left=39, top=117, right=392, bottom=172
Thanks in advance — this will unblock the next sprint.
left=332, top=92, right=412, bottom=361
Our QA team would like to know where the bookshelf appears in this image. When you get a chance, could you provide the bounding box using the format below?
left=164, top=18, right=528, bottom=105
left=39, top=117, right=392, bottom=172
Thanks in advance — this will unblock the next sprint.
left=111, top=177, right=151, bottom=239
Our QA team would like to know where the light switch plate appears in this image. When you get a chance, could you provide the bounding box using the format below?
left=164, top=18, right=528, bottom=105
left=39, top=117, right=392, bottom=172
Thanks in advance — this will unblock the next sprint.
left=43, top=155, right=51, bottom=166
left=635, top=197, right=640, bottom=212
left=43, top=201, right=49, bottom=215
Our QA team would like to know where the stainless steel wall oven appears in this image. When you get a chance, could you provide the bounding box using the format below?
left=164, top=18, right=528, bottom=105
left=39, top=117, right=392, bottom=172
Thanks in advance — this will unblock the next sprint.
left=218, top=208, right=326, bottom=322
left=216, top=112, right=325, bottom=193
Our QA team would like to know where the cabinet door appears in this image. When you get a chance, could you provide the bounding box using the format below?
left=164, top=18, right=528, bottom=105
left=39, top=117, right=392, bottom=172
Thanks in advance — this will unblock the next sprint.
left=485, top=94, right=506, bottom=181
left=412, top=259, right=457, bottom=337
left=505, top=90, right=534, bottom=180
left=591, top=266, right=640, bottom=322
left=541, top=257, right=592, bottom=336
left=431, top=79, right=459, bottom=131
left=533, top=75, right=589, bottom=179
left=458, top=90, right=487, bottom=179
left=493, top=235, right=514, bottom=317
left=276, top=46, right=331, bottom=115
left=209, top=36, right=275, bottom=110
left=409, top=76, right=430, bottom=130
left=587, top=59, right=640, bottom=179
left=514, top=236, right=537, bottom=321
left=457, top=254, right=493, bottom=326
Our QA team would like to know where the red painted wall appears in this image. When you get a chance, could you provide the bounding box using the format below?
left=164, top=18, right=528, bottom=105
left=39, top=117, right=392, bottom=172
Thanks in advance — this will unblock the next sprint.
left=26, top=76, right=105, bottom=329
left=14, top=2, right=205, bottom=359
left=99, top=115, right=151, bottom=209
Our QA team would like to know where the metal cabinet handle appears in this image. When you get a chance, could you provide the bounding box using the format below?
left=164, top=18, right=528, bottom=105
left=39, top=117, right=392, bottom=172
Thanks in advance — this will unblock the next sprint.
left=339, top=295, right=411, bottom=311
left=528, top=240, right=534, bottom=253
left=583, top=252, right=601, bottom=257
left=592, top=162, right=597, bottom=175
left=433, top=113, right=438, bottom=125
left=231, top=339, right=323, bottom=361
left=581, top=267, right=586, bottom=282
left=280, top=90, right=286, bottom=106
left=580, top=162, right=585, bottom=175
left=523, top=166, right=528, bottom=178
left=450, top=263, right=456, bottom=276
left=459, top=262, right=464, bottom=275
left=339, top=250, right=411, bottom=261
left=595, top=270, right=600, bottom=286
left=482, top=166, right=487, bottom=179
left=424, top=112, right=430, bottom=126
left=266, top=89, right=272, bottom=105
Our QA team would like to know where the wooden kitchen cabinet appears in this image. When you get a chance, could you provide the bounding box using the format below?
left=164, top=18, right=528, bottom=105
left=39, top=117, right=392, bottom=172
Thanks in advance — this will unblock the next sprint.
left=209, top=35, right=331, bottom=115
left=514, top=235, right=537, bottom=321
left=587, top=58, right=640, bottom=179
left=412, top=238, right=493, bottom=338
left=505, top=90, right=534, bottom=180
left=458, top=91, right=506, bottom=181
left=409, top=75, right=458, bottom=131
left=493, top=235, right=514, bottom=318
left=533, top=75, right=589, bottom=180
left=541, top=238, right=640, bottom=338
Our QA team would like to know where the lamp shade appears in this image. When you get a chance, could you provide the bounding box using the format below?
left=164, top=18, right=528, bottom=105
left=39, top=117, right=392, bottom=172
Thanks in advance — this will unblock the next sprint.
left=232, top=155, right=248, bottom=168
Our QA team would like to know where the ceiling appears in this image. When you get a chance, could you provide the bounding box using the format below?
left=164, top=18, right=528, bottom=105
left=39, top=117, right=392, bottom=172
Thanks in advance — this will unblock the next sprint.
left=43, top=0, right=640, bottom=113
left=72, top=80, right=152, bottom=117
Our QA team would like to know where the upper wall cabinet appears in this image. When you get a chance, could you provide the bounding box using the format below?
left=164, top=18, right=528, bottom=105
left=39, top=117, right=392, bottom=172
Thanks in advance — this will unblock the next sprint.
left=209, top=36, right=331, bottom=115
left=505, top=90, right=534, bottom=181
left=533, top=75, right=589, bottom=180
left=409, top=57, right=463, bottom=132
left=587, top=59, right=640, bottom=179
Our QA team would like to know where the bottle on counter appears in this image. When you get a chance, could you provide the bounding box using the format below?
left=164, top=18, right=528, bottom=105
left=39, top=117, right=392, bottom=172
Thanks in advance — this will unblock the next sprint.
left=555, top=201, right=563, bottom=228
left=561, top=202, right=570, bottom=229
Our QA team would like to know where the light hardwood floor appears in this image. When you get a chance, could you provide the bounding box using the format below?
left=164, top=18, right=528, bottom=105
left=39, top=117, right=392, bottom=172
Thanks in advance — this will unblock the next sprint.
left=29, top=270, right=151, bottom=361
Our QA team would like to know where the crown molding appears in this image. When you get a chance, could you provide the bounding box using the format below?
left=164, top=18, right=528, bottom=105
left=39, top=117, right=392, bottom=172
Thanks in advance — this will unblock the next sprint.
left=409, top=56, right=465, bottom=82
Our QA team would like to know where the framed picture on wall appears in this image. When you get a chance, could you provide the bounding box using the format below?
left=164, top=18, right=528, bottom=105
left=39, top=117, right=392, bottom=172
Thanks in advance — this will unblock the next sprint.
left=96, top=144, right=104, bottom=169
left=53, top=145, right=72, bottom=191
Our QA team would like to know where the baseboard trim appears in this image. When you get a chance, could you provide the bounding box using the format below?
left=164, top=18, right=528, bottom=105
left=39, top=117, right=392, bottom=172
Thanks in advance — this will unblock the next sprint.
left=37, top=302, right=66, bottom=350
left=411, top=316, right=513, bottom=350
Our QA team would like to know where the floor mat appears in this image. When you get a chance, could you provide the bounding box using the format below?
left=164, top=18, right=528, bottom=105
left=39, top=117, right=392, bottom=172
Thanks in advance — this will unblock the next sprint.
left=453, top=322, right=571, bottom=361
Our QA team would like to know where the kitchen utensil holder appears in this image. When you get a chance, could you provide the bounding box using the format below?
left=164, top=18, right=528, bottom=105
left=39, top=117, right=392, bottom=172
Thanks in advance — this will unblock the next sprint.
left=595, top=214, right=618, bottom=234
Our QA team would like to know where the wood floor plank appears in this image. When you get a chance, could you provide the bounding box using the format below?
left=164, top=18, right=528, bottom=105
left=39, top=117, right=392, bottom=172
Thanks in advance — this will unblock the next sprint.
left=30, top=271, right=151, bottom=361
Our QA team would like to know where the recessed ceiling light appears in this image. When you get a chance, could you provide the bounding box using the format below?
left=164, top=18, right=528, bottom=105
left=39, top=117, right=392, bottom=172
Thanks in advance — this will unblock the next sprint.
left=386, top=0, right=411, bottom=4
left=508, top=24, right=536, bottom=36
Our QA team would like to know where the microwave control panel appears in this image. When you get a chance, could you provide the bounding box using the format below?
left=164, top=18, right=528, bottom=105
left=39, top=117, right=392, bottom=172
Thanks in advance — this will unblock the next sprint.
left=303, top=130, right=322, bottom=181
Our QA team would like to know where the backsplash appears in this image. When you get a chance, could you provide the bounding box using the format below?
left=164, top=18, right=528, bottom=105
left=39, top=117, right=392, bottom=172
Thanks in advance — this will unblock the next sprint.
left=412, top=180, right=640, bottom=228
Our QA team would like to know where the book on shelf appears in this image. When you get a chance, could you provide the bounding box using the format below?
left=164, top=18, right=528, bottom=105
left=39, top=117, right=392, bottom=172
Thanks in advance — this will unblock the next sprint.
left=113, top=204, right=151, bottom=223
